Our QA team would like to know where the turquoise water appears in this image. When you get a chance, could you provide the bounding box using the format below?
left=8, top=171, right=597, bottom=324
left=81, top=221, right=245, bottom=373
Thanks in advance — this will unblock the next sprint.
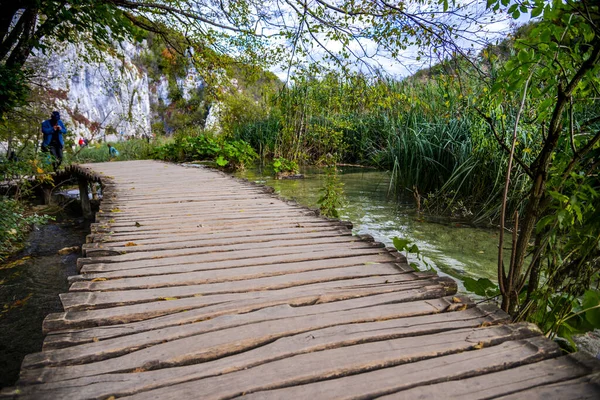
left=235, top=166, right=501, bottom=284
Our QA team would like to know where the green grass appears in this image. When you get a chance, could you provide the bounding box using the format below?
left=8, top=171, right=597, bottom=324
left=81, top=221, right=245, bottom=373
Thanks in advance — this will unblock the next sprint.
left=68, top=139, right=154, bottom=163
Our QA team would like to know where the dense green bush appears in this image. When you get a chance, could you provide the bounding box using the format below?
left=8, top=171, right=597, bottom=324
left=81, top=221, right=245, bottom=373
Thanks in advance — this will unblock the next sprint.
left=151, top=131, right=257, bottom=170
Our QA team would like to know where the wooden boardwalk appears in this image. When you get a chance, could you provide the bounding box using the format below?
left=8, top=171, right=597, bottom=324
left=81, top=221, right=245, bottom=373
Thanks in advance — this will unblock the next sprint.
left=3, top=160, right=599, bottom=399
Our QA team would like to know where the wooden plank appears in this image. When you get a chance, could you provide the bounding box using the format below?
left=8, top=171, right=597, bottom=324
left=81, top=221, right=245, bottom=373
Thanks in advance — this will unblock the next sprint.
left=110, top=324, right=546, bottom=400
left=79, top=235, right=366, bottom=264
left=234, top=335, right=559, bottom=400
left=43, top=293, right=465, bottom=349
left=91, top=216, right=329, bottom=233
left=77, top=246, right=388, bottom=273
left=99, top=209, right=318, bottom=226
left=17, top=320, right=531, bottom=398
left=70, top=260, right=409, bottom=291
left=376, top=352, right=600, bottom=399
left=70, top=254, right=397, bottom=282
left=11, top=337, right=553, bottom=399
left=61, top=266, right=433, bottom=310
left=82, top=229, right=354, bottom=256
left=44, top=279, right=456, bottom=332
left=90, top=217, right=349, bottom=235
left=86, top=221, right=352, bottom=243
left=494, top=372, right=600, bottom=400
left=68, top=263, right=407, bottom=293
left=23, top=303, right=504, bottom=371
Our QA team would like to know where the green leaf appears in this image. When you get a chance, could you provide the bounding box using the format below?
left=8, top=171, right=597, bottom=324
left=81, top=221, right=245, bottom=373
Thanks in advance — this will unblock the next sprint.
left=517, top=49, right=528, bottom=62
left=531, top=6, right=543, bottom=17
left=216, top=156, right=229, bottom=167
left=582, top=290, right=600, bottom=328
left=393, top=237, right=410, bottom=252
left=463, top=277, right=499, bottom=297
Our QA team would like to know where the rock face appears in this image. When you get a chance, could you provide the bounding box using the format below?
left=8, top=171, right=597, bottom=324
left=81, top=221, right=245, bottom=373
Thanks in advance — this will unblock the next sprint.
left=42, top=41, right=211, bottom=141
left=42, top=42, right=152, bottom=141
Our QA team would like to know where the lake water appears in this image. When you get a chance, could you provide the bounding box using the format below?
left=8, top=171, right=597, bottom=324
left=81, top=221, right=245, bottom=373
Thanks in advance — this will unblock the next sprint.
left=235, top=166, right=501, bottom=285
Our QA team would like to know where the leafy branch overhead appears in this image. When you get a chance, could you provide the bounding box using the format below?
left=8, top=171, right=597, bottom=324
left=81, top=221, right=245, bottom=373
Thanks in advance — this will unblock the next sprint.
left=1, top=0, right=504, bottom=117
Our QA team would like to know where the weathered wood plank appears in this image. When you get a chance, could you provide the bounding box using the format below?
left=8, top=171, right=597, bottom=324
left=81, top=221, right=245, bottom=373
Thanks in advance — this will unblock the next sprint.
left=61, top=266, right=436, bottom=310
left=44, top=279, right=456, bottom=332
left=43, top=294, right=464, bottom=349
left=114, top=324, right=545, bottom=400
left=69, top=260, right=411, bottom=291
left=376, top=352, right=600, bottom=400
left=86, top=221, right=353, bottom=243
left=24, top=303, right=504, bottom=371
left=78, top=235, right=367, bottom=264
left=493, top=372, right=600, bottom=400
left=235, top=336, right=560, bottom=400
left=70, top=254, right=397, bottom=282
left=77, top=246, right=388, bottom=273
left=82, top=229, right=355, bottom=256
left=19, top=320, right=530, bottom=397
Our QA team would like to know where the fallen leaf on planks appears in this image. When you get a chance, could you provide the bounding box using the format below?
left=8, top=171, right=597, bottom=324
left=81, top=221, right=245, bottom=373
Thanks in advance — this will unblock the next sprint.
left=125, top=242, right=138, bottom=247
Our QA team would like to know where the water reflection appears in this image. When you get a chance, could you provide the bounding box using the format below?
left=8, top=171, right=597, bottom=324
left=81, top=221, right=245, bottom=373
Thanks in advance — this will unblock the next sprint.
left=235, top=166, right=500, bottom=283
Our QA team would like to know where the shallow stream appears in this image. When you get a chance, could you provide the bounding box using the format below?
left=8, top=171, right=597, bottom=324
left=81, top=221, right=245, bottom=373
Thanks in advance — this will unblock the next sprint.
left=235, top=166, right=501, bottom=284
left=0, top=217, right=88, bottom=388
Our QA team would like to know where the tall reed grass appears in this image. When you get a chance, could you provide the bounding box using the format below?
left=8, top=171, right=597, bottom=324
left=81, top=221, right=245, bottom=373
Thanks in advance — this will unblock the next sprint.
left=230, top=72, right=533, bottom=223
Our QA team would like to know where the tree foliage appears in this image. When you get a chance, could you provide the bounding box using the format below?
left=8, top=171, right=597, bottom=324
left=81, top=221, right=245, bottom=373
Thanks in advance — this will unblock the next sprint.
left=482, top=0, right=600, bottom=320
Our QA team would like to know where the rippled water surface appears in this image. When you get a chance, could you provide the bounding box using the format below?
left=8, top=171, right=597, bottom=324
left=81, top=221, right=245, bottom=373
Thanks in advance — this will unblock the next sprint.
left=235, top=166, right=501, bottom=283
left=0, top=219, right=88, bottom=388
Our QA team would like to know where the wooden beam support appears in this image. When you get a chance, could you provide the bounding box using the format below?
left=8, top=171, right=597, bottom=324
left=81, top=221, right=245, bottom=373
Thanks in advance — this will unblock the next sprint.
left=78, top=177, right=92, bottom=220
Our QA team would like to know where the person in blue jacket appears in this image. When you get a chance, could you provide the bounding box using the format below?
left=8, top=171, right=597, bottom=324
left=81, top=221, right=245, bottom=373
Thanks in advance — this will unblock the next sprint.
left=107, top=143, right=119, bottom=159
left=41, top=111, right=66, bottom=170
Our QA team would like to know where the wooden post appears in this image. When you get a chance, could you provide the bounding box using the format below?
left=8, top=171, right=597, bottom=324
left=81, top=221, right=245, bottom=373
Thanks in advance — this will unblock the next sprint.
left=78, top=177, right=92, bottom=219
left=90, top=182, right=98, bottom=200
left=41, top=184, right=53, bottom=205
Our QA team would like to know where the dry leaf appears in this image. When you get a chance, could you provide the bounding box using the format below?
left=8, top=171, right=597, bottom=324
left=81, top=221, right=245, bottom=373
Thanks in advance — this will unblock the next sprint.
left=91, top=277, right=107, bottom=282
left=110, top=208, right=122, bottom=213
left=480, top=321, right=493, bottom=327
left=159, top=297, right=178, bottom=301
left=452, top=296, right=462, bottom=303
left=125, top=242, right=138, bottom=247
left=473, top=342, right=485, bottom=349
left=364, top=262, right=380, bottom=265
left=57, top=246, right=79, bottom=255
left=92, top=337, right=99, bottom=342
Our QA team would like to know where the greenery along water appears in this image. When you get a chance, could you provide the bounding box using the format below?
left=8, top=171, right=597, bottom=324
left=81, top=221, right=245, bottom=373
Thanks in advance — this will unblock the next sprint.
left=235, top=166, right=501, bottom=286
